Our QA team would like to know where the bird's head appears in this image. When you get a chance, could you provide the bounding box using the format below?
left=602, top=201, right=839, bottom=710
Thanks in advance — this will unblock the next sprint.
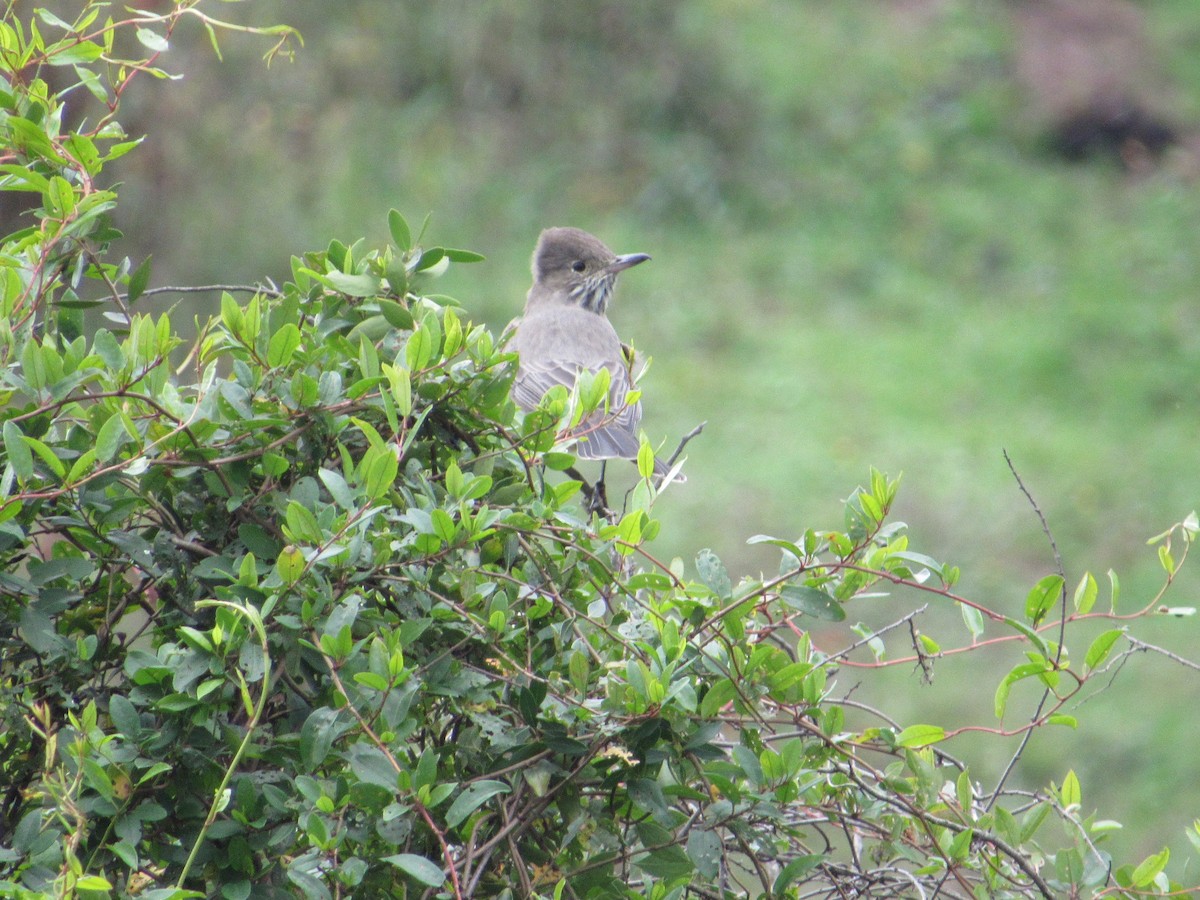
left=529, top=227, right=650, bottom=314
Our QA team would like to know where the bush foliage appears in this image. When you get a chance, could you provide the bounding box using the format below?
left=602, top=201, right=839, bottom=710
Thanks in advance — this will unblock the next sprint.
left=2, top=4, right=1199, bottom=899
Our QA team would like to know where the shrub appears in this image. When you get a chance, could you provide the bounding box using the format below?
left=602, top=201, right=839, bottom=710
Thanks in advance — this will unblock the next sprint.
left=2, top=4, right=1198, bottom=898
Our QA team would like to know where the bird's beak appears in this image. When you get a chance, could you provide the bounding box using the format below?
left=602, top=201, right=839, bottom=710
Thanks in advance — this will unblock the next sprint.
left=608, top=252, right=651, bottom=273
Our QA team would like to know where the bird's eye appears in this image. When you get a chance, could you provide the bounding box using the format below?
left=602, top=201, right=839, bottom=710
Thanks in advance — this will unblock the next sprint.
left=571, top=260, right=586, bottom=272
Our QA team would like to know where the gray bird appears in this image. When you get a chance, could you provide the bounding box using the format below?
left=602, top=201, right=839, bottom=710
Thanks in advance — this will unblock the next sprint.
left=509, top=227, right=679, bottom=481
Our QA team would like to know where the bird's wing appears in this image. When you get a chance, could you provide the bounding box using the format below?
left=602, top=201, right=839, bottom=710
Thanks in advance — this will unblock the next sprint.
left=571, top=361, right=643, bottom=461
left=510, top=358, right=584, bottom=412
left=513, top=354, right=646, bottom=458
left=511, top=307, right=673, bottom=472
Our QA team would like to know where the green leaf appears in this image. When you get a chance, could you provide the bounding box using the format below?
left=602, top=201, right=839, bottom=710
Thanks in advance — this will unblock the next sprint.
left=93, top=328, right=125, bottom=370
left=612, top=509, right=644, bottom=550
left=267, top=323, right=301, bottom=367
left=23, top=434, right=66, bottom=478
left=1184, top=511, right=1200, bottom=538
left=35, top=9, right=73, bottom=28
left=948, top=826, right=974, bottom=861
left=66, top=447, right=96, bottom=484
left=95, top=412, right=129, bottom=463
left=994, top=661, right=1049, bottom=720
left=415, top=246, right=445, bottom=272
left=300, top=708, right=341, bottom=770
left=1060, top=769, right=1081, bottom=808
left=568, top=650, right=589, bottom=694
left=136, top=27, right=169, bottom=51
left=378, top=298, right=413, bottom=329
left=383, top=363, right=412, bottom=417
left=635, top=844, right=692, bottom=880
left=1084, top=629, right=1124, bottom=673
left=746, top=533, right=804, bottom=560
left=445, top=781, right=511, bottom=828
left=1002, top=616, right=1050, bottom=658
left=46, top=175, right=75, bottom=217
left=961, top=602, right=984, bottom=639
left=322, top=270, right=382, bottom=297
left=442, top=305, right=464, bottom=355
left=423, top=782, right=457, bottom=808
left=388, top=209, right=411, bottom=251
left=780, top=584, right=846, bottom=621
left=362, top=446, right=399, bottom=501
left=628, top=778, right=670, bottom=822
left=685, top=829, right=722, bottom=879
left=21, top=339, right=46, bottom=391
left=887, top=550, right=944, bottom=576
left=1020, top=801, right=1052, bottom=842
left=636, top=437, right=655, bottom=480
left=695, top=548, right=731, bottom=598
left=1158, top=544, right=1176, bottom=575
left=731, top=744, right=764, bottom=786
left=276, top=546, right=305, bottom=584
left=700, top=678, right=736, bottom=718
left=46, top=40, right=103, bottom=65
left=0, top=163, right=51, bottom=193
left=956, top=769, right=974, bottom=814
left=430, top=508, right=457, bottom=543
left=284, top=501, right=323, bottom=544
left=345, top=744, right=399, bottom=790
left=3, top=420, right=33, bottom=481
left=75, top=875, right=112, bottom=890
left=383, top=853, right=445, bottom=887
left=220, top=291, right=244, bottom=335
left=444, top=461, right=464, bottom=498
left=406, top=326, right=434, bottom=371
left=414, top=749, right=437, bottom=791
left=896, top=724, right=946, bottom=748
left=461, top=475, right=492, bottom=503
left=577, top=367, right=610, bottom=412
left=1129, top=848, right=1169, bottom=888
left=353, top=671, right=388, bottom=691
left=442, top=247, right=485, bottom=263
left=1024, top=574, right=1063, bottom=625
left=1073, top=571, right=1098, bottom=614
left=773, top=854, right=824, bottom=893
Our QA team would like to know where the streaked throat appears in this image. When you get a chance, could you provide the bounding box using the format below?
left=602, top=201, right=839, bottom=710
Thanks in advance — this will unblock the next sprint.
left=571, top=274, right=616, bottom=314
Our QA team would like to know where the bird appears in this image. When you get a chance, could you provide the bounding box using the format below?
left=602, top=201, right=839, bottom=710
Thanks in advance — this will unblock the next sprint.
left=509, top=227, right=680, bottom=482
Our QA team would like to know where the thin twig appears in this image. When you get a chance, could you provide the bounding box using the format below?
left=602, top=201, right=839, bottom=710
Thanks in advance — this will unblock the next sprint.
left=823, top=605, right=929, bottom=664
left=987, top=451, right=1068, bottom=813
left=130, top=282, right=284, bottom=301
left=1003, top=449, right=1063, bottom=577
left=666, top=420, right=705, bottom=471
left=1124, top=636, right=1200, bottom=672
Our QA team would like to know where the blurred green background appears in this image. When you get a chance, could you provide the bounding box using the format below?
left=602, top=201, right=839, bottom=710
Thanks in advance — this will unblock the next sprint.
left=104, top=0, right=1199, bottom=864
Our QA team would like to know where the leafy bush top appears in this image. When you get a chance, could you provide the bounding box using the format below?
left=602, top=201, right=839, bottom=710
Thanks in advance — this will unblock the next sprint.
left=2, top=4, right=1199, bottom=900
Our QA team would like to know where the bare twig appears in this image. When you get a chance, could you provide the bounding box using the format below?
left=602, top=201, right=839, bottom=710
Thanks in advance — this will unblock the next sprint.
left=1124, top=635, right=1200, bottom=672
left=1003, top=449, right=1063, bottom=578
left=665, top=420, right=705, bottom=472
left=987, top=451, right=1068, bottom=813
left=823, top=605, right=929, bottom=664
left=130, top=282, right=284, bottom=301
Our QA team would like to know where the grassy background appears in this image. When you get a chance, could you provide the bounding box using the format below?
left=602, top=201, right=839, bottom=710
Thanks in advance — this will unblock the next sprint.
left=104, top=0, right=1200, bottom=864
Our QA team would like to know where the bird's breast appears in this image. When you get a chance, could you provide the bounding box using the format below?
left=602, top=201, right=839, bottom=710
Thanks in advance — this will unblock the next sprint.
left=512, top=306, right=623, bottom=366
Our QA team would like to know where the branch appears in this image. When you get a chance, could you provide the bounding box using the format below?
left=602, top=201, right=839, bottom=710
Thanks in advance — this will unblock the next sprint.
left=665, top=420, right=705, bottom=472
left=1124, top=636, right=1200, bottom=672
left=988, top=451, right=1069, bottom=812
left=1003, top=449, right=1063, bottom=578
left=134, top=282, right=283, bottom=300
